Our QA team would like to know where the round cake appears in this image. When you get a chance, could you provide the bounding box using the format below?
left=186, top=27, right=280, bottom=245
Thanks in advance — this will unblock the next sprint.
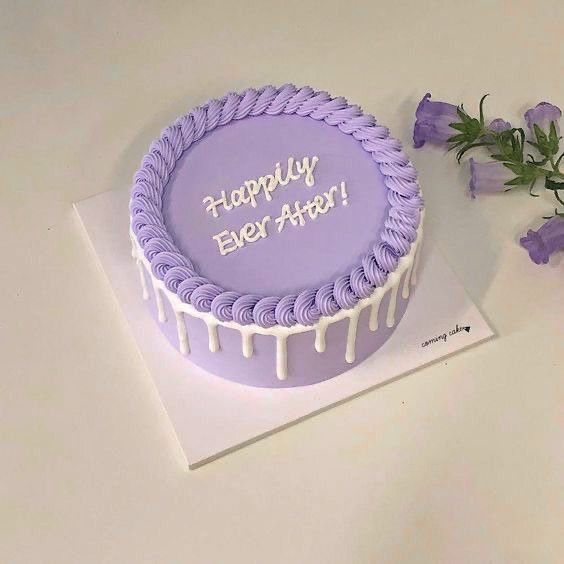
left=129, top=84, right=424, bottom=387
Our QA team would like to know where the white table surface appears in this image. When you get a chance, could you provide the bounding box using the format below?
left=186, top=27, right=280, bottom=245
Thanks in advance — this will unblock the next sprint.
left=1, top=1, right=562, bottom=562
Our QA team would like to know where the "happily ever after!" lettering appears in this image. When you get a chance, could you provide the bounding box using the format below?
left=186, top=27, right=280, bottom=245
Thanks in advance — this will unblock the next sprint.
left=202, top=156, right=349, bottom=256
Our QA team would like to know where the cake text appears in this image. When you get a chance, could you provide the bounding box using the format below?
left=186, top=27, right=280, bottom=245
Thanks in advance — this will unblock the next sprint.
left=212, top=216, right=272, bottom=256
left=204, top=156, right=349, bottom=256
left=202, top=156, right=319, bottom=218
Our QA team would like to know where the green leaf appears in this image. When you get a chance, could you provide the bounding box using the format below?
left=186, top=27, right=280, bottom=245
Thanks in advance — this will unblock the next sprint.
left=503, top=162, right=524, bottom=175
left=548, top=120, right=560, bottom=156
left=532, top=123, right=558, bottom=158
left=447, top=133, right=467, bottom=143
left=526, top=153, right=548, bottom=166
left=529, top=179, right=539, bottom=197
left=478, top=94, right=489, bottom=127
left=549, top=120, right=559, bottom=144
left=448, top=122, right=468, bottom=132
left=545, top=177, right=564, bottom=191
left=455, top=141, right=493, bottom=162
left=534, top=123, right=548, bottom=144
left=504, top=176, right=528, bottom=186
left=456, top=106, right=470, bottom=123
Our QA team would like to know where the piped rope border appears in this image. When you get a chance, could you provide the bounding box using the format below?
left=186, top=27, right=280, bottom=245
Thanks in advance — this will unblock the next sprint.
left=130, top=84, right=423, bottom=329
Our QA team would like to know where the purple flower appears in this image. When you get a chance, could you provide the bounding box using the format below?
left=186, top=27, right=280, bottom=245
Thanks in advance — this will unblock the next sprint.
left=524, top=102, right=562, bottom=135
left=413, top=93, right=459, bottom=148
left=520, top=215, right=564, bottom=264
left=469, top=158, right=513, bottom=198
left=486, top=119, right=512, bottom=152
left=488, top=118, right=512, bottom=133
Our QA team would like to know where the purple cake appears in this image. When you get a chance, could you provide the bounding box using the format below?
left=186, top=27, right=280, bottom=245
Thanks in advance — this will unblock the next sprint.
left=129, top=85, right=424, bottom=387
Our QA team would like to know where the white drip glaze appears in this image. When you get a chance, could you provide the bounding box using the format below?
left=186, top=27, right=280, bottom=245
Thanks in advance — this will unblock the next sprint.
left=153, top=281, right=166, bottom=322
left=368, top=289, right=384, bottom=331
left=410, top=245, right=421, bottom=287
left=207, top=321, right=219, bottom=352
left=175, top=310, right=190, bottom=355
left=130, top=210, right=424, bottom=381
left=314, top=321, right=328, bottom=353
left=386, top=280, right=399, bottom=329
left=131, top=233, right=150, bottom=301
left=345, top=311, right=360, bottom=364
left=242, top=331, right=254, bottom=358
left=402, top=240, right=419, bottom=299
left=136, top=259, right=149, bottom=300
left=276, top=335, right=288, bottom=380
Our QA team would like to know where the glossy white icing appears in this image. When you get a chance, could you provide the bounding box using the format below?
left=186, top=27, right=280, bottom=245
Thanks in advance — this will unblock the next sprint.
left=242, top=330, right=254, bottom=359
left=314, top=321, right=328, bottom=353
left=345, top=310, right=360, bottom=364
left=136, top=259, right=149, bottom=300
left=202, top=155, right=319, bottom=218
left=386, top=279, right=399, bottom=329
left=368, top=288, right=384, bottom=332
left=340, top=181, right=349, bottom=206
left=212, top=215, right=271, bottom=256
left=153, top=281, right=167, bottom=323
left=276, top=335, right=288, bottom=380
left=175, top=310, right=190, bottom=355
left=207, top=321, right=219, bottom=352
left=411, top=244, right=421, bottom=287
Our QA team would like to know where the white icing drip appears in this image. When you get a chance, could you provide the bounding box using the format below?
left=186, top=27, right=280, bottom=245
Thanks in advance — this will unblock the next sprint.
left=276, top=335, right=288, bottom=380
left=130, top=235, right=137, bottom=258
left=207, top=321, right=219, bottom=352
left=369, top=291, right=384, bottom=331
left=242, top=331, right=254, bottom=359
left=411, top=244, right=422, bottom=287
left=153, top=280, right=166, bottom=322
left=314, top=321, right=328, bottom=353
left=136, top=259, right=149, bottom=300
left=402, top=240, right=420, bottom=298
left=345, top=311, right=360, bottom=364
left=175, top=310, right=190, bottom=355
left=402, top=263, right=413, bottom=299
left=129, top=209, right=424, bottom=382
left=386, top=280, right=399, bottom=328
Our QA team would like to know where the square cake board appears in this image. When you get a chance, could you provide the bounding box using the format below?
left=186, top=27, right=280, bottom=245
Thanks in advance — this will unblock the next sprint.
left=74, top=189, right=494, bottom=469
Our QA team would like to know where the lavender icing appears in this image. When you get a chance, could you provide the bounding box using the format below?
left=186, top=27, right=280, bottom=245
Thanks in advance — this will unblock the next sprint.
left=130, top=84, right=423, bottom=329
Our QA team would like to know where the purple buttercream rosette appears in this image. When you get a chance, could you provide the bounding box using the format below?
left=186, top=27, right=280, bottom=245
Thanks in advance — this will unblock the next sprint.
left=520, top=215, right=564, bottom=264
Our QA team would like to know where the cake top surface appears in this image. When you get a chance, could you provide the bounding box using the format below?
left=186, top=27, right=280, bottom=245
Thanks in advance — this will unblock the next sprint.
left=130, top=84, right=423, bottom=329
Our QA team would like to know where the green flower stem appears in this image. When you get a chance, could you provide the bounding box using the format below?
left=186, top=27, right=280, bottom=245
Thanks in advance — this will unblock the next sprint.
left=449, top=106, right=564, bottom=213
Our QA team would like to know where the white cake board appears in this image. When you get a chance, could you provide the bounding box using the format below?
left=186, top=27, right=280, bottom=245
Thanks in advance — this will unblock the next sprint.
left=74, top=189, right=494, bottom=469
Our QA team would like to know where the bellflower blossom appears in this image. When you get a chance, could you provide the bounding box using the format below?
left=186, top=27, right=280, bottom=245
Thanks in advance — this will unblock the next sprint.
left=414, top=93, right=564, bottom=264
left=469, top=159, right=513, bottom=197
left=413, top=93, right=459, bottom=149
left=520, top=215, right=564, bottom=264
left=488, top=118, right=512, bottom=133
left=524, top=102, right=561, bottom=135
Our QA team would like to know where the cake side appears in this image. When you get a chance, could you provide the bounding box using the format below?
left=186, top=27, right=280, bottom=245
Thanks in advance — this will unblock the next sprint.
left=130, top=218, right=422, bottom=382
